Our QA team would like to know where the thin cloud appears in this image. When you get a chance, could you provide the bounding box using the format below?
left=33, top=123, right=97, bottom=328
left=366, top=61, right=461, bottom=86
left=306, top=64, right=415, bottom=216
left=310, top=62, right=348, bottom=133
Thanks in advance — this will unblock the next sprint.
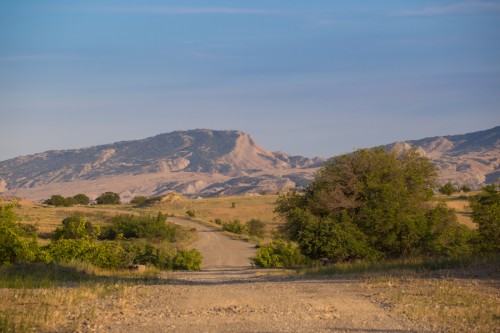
left=398, top=0, right=500, bottom=16
left=86, top=6, right=284, bottom=15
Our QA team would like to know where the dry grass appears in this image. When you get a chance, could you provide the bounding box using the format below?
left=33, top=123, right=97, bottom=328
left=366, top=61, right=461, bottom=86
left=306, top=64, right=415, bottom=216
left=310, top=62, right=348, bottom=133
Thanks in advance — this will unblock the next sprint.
left=0, top=284, right=117, bottom=332
left=364, top=276, right=499, bottom=332
left=0, top=262, right=162, bottom=333
left=148, top=194, right=282, bottom=228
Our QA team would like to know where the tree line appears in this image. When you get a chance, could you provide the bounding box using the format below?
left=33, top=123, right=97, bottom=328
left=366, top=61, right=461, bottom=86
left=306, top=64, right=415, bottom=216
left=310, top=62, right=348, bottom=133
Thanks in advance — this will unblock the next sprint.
left=43, top=192, right=121, bottom=207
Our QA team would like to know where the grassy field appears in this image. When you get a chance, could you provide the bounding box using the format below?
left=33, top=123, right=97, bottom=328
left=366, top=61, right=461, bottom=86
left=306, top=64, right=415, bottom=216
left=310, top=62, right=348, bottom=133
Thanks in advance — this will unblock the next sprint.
left=144, top=193, right=282, bottom=229
left=0, top=262, right=163, bottom=332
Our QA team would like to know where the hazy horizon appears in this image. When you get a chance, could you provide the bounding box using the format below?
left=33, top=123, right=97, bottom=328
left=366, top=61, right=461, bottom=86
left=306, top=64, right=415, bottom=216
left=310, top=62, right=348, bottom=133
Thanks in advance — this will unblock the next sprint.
left=1, top=1, right=499, bottom=161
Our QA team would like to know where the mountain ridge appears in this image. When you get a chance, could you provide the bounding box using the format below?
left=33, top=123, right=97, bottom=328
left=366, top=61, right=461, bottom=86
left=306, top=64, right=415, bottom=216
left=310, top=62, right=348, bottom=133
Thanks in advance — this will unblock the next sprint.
left=1, top=127, right=498, bottom=201
left=385, top=126, right=499, bottom=186
left=0, top=129, right=323, bottom=200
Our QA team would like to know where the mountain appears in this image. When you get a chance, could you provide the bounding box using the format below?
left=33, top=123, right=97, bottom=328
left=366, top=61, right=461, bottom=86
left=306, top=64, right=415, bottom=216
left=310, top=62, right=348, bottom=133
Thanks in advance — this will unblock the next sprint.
left=385, top=126, right=500, bottom=187
left=1, top=127, right=498, bottom=202
left=0, top=129, right=323, bottom=201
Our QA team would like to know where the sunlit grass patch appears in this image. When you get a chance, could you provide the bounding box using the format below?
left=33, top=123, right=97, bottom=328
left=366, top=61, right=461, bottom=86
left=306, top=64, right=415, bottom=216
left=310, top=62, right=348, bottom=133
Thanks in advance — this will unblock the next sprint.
left=0, top=261, right=165, bottom=332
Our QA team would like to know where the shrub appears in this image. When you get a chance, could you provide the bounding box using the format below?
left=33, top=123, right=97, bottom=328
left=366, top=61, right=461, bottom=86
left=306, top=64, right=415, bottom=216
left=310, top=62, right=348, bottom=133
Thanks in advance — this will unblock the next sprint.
left=222, top=220, right=246, bottom=234
left=173, top=249, right=202, bottom=271
left=0, top=205, right=39, bottom=265
left=460, top=184, right=472, bottom=193
left=46, top=238, right=129, bottom=269
left=185, top=210, right=196, bottom=218
left=246, top=219, right=266, bottom=238
left=214, top=218, right=222, bottom=225
left=130, top=196, right=147, bottom=205
left=252, top=240, right=308, bottom=268
left=439, top=182, right=458, bottom=196
left=101, top=213, right=177, bottom=241
left=53, top=214, right=101, bottom=240
left=96, top=192, right=121, bottom=205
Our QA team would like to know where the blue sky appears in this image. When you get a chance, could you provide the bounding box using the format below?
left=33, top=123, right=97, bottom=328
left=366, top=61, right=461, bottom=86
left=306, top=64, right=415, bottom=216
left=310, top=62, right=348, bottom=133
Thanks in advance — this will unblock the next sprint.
left=1, top=0, right=499, bottom=161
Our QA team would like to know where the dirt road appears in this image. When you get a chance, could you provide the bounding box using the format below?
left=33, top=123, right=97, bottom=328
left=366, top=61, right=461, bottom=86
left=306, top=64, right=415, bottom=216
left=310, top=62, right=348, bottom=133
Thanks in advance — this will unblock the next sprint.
left=169, top=217, right=256, bottom=270
left=68, top=218, right=411, bottom=332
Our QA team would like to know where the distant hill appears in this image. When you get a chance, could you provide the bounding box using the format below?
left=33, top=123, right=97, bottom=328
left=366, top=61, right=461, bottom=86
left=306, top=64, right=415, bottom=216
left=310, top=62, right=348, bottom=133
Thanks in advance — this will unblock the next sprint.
left=385, top=126, right=499, bottom=187
left=0, top=129, right=323, bottom=201
left=0, top=127, right=498, bottom=202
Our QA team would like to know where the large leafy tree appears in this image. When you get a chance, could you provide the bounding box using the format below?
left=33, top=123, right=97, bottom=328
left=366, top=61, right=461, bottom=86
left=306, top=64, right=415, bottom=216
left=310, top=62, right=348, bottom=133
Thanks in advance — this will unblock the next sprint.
left=96, top=192, right=121, bottom=205
left=276, top=148, right=470, bottom=261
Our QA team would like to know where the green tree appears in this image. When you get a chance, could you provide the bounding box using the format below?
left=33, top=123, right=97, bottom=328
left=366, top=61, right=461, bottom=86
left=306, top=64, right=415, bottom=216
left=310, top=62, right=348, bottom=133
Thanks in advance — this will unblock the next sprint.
left=53, top=214, right=101, bottom=240
left=469, top=184, right=500, bottom=252
left=44, top=194, right=71, bottom=207
left=96, top=192, right=121, bottom=205
left=276, top=148, right=470, bottom=262
left=72, top=194, right=90, bottom=205
left=439, top=182, right=457, bottom=196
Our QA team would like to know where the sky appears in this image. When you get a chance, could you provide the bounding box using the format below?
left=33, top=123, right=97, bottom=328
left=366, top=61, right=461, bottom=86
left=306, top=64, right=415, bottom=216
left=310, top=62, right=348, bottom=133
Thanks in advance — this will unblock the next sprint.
left=1, top=0, right=499, bottom=161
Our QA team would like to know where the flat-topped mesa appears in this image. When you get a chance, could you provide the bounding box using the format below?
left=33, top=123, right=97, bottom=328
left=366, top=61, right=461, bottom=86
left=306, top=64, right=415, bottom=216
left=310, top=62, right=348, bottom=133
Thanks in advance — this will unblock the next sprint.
left=0, top=129, right=323, bottom=200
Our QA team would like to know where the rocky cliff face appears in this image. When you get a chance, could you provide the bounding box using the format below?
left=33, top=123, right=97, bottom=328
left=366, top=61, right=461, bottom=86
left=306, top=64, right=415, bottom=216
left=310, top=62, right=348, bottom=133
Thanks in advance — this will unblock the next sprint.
left=385, top=126, right=499, bottom=187
left=0, top=129, right=323, bottom=201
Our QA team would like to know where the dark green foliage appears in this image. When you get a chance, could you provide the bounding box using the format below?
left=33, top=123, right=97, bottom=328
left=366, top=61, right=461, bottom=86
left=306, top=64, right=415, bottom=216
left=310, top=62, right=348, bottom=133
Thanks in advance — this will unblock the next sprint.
left=53, top=214, right=101, bottom=240
left=44, top=194, right=90, bottom=206
left=96, top=192, right=121, bottom=205
left=185, top=209, right=196, bottom=218
left=439, top=182, right=458, bottom=196
left=46, top=238, right=129, bottom=269
left=246, top=219, right=266, bottom=238
left=101, top=213, right=177, bottom=241
left=131, top=242, right=173, bottom=269
left=252, top=240, right=308, bottom=268
left=130, top=196, right=147, bottom=205
left=173, top=249, right=202, bottom=271
left=292, top=210, right=381, bottom=262
left=460, top=184, right=472, bottom=193
left=276, top=148, right=471, bottom=263
left=214, top=218, right=222, bottom=225
left=72, top=194, right=90, bottom=205
left=222, top=219, right=246, bottom=234
left=469, top=184, right=500, bottom=252
left=424, top=203, right=472, bottom=257
left=0, top=205, right=40, bottom=265
left=43, top=195, right=71, bottom=207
